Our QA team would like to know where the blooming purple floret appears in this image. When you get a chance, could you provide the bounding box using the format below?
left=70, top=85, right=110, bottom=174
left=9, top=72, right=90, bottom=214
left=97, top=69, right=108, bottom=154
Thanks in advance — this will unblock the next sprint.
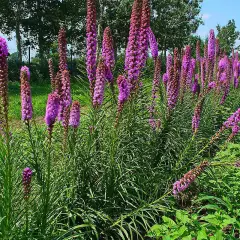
left=208, top=81, right=216, bottom=90
left=192, top=75, right=200, bottom=95
left=187, top=58, right=196, bottom=87
left=22, top=167, right=33, bottom=199
left=163, top=73, right=168, bottom=86
left=69, top=101, right=81, bottom=128
left=45, top=92, right=60, bottom=127
left=58, top=70, right=72, bottom=121
left=139, top=0, right=150, bottom=68
left=208, top=29, right=215, bottom=61
left=93, top=59, right=106, bottom=107
left=117, top=75, right=130, bottom=104
left=0, top=37, right=8, bottom=57
left=125, top=0, right=142, bottom=90
left=102, top=27, right=115, bottom=82
left=233, top=52, right=239, bottom=89
left=20, top=66, right=30, bottom=80
left=223, top=108, right=240, bottom=136
left=86, top=0, right=97, bottom=84
left=201, top=58, right=206, bottom=88
left=21, top=67, right=33, bottom=121
left=148, top=27, right=158, bottom=58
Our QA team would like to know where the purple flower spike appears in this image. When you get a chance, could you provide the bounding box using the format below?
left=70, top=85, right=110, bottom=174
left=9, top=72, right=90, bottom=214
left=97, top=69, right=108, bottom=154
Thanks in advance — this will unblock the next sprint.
left=208, top=81, right=216, bottom=90
left=58, top=70, right=72, bottom=121
left=117, top=75, right=130, bottom=104
left=0, top=37, right=8, bottom=58
left=22, top=167, right=33, bottom=199
left=93, top=59, right=106, bottom=108
left=20, top=66, right=30, bottom=80
left=223, top=108, right=240, bottom=137
left=148, top=27, right=158, bottom=58
left=20, top=67, right=33, bottom=121
left=139, top=0, right=150, bottom=68
left=163, top=73, right=168, bottom=86
left=45, top=92, right=60, bottom=128
left=69, top=101, right=81, bottom=128
left=208, top=29, right=215, bottom=61
left=102, top=27, right=115, bottom=82
left=125, top=0, right=142, bottom=91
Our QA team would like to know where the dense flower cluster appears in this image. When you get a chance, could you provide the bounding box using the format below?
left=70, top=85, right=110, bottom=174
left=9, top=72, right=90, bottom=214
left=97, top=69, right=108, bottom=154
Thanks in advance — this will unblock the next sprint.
left=173, top=161, right=209, bottom=195
left=45, top=92, right=60, bottom=129
left=125, top=0, right=142, bottom=91
left=0, top=37, right=9, bottom=127
left=20, top=66, right=33, bottom=121
left=223, top=108, right=240, bottom=137
left=93, top=59, right=106, bottom=108
left=102, top=27, right=115, bottom=82
left=86, top=0, right=97, bottom=95
left=22, top=167, right=33, bottom=199
left=139, top=0, right=150, bottom=68
left=69, top=101, right=81, bottom=128
left=58, top=28, right=68, bottom=72
left=58, top=70, right=72, bottom=121
left=192, top=98, right=204, bottom=134
left=148, top=27, right=158, bottom=58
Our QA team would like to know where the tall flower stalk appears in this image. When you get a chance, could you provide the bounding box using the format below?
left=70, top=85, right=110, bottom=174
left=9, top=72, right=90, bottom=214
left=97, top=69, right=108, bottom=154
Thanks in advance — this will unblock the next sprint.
left=115, top=75, right=130, bottom=126
left=93, top=58, right=106, bottom=108
left=0, top=37, right=12, bottom=237
left=86, top=0, right=97, bottom=98
left=58, top=28, right=68, bottom=72
left=125, top=0, right=142, bottom=91
left=20, top=66, right=33, bottom=122
left=102, top=27, right=115, bottom=83
left=139, top=0, right=150, bottom=69
left=148, top=27, right=158, bottom=59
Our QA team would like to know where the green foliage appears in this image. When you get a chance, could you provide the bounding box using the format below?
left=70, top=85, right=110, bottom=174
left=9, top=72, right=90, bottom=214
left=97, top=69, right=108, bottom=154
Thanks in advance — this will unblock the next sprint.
left=217, top=19, right=240, bottom=55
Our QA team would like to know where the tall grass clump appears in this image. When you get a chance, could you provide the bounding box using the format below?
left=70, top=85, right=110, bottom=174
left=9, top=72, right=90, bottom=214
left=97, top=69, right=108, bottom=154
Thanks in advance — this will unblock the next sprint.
left=0, top=0, right=239, bottom=239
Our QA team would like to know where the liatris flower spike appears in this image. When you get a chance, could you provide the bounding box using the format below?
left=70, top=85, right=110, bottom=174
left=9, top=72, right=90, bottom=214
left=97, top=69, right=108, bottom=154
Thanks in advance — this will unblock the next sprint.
left=192, top=98, right=204, bottom=134
left=86, top=0, right=97, bottom=95
left=69, top=101, right=81, bottom=128
left=148, top=27, right=158, bottom=59
left=0, top=37, right=9, bottom=126
left=102, top=27, right=115, bottom=82
left=116, top=75, right=130, bottom=126
left=139, top=0, right=150, bottom=68
left=22, top=167, right=33, bottom=200
left=125, top=0, right=142, bottom=91
left=173, top=161, right=209, bottom=195
left=223, top=108, right=240, bottom=139
left=20, top=67, right=33, bottom=121
left=45, top=92, right=60, bottom=133
left=58, top=28, right=68, bottom=72
left=93, top=58, right=106, bottom=108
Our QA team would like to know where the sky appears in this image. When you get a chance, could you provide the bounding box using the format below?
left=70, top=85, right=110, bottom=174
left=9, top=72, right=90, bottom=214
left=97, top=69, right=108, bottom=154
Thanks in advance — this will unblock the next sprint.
left=1, top=0, right=240, bottom=54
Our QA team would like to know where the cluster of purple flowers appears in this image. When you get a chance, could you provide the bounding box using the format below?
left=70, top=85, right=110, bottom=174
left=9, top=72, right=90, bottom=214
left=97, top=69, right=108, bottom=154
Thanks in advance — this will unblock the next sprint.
left=173, top=161, right=209, bottom=195
left=20, top=66, right=33, bottom=121
left=22, top=167, right=33, bottom=199
left=223, top=108, right=240, bottom=137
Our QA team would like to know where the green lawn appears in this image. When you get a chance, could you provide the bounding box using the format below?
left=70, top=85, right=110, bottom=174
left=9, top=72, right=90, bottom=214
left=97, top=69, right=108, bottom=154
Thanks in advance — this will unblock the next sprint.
left=8, top=80, right=90, bottom=121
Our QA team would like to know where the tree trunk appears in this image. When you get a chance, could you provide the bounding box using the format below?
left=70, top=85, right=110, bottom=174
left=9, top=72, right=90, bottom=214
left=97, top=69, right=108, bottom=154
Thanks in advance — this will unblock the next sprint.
left=16, top=2, right=22, bottom=65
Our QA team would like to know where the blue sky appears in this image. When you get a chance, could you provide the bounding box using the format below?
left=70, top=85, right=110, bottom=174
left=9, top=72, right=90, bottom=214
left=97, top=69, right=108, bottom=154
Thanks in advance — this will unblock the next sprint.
left=197, top=0, right=240, bottom=41
left=1, top=0, right=240, bottom=54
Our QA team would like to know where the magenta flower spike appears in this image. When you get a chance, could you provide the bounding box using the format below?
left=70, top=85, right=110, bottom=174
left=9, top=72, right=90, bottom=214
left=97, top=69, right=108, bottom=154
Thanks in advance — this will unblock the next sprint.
left=148, top=27, right=158, bottom=58
left=58, top=70, right=72, bottom=121
left=69, top=101, right=81, bottom=128
left=86, top=0, right=97, bottom=95
left=117, top=75, right=130, bottom=104
left=102, top=27, right=115, bottom=82
left=139, top=0, right=150, bottom=68
left=58, top=28, right=68, bottom=72
left=22, top=167, right=33, bottom=199
left=223, top=108, right=240, bottom=136
left=93, top=59, right=106, bottom=108
left=125, top=0, right=142, bottom=91
left=45, top=92, right=60, bottom=130
left=20, top=66, right=33, bottom=121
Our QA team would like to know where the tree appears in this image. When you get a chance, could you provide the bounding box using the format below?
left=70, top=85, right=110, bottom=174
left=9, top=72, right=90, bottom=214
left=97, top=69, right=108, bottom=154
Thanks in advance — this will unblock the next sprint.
left=151, top=0, right=203, bottom=58
left=0, top=0, right=28, bottom=64
left=216, top=19, right=240, bottom=55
